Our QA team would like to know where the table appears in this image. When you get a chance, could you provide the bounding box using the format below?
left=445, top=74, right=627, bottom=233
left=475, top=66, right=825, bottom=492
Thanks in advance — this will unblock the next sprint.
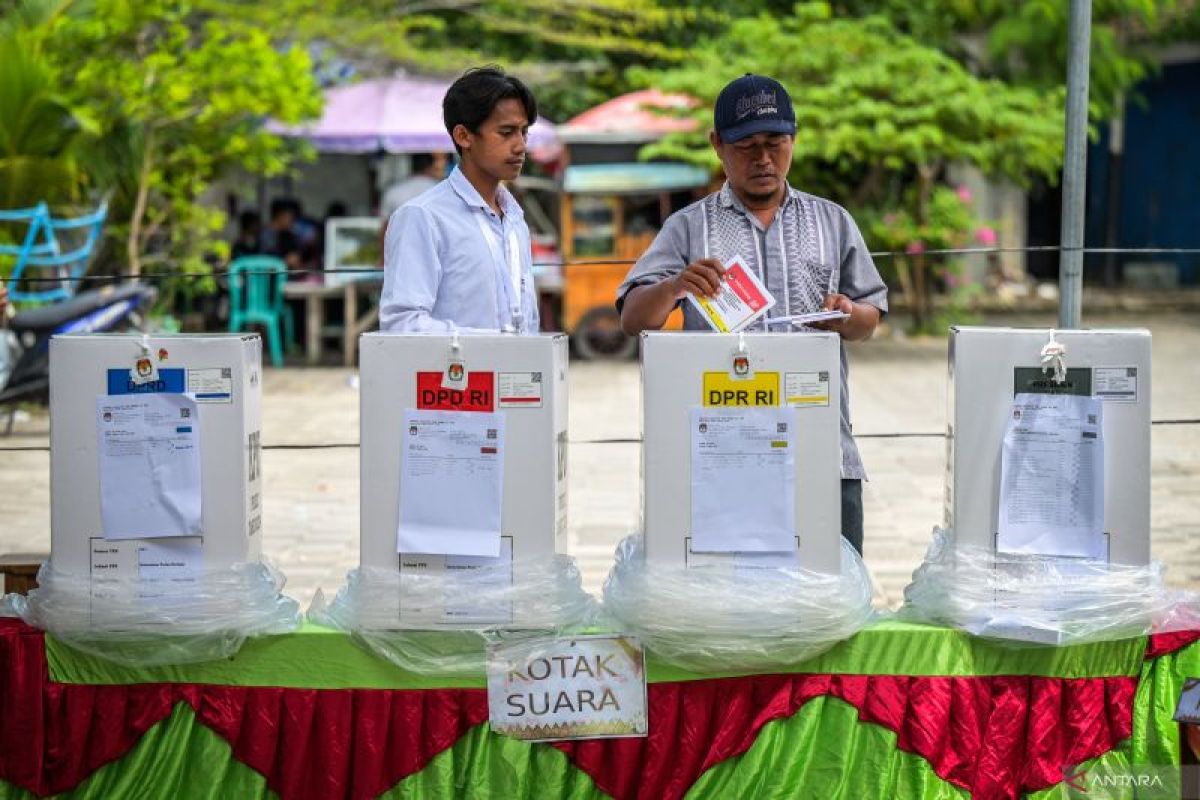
left=282, top=275, right=383, bottom=367
left=2, top=619, right=1197, bottom=800
left=0, top=553, right=43, bottom=595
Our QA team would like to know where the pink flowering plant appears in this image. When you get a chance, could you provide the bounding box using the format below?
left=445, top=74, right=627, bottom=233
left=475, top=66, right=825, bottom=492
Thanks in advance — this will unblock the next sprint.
left=863, top=185, right=990, bottom=333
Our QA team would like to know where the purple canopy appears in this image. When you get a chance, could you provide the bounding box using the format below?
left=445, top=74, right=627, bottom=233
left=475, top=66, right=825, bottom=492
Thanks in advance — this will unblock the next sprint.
left=268, top=75, right=559, bottom=156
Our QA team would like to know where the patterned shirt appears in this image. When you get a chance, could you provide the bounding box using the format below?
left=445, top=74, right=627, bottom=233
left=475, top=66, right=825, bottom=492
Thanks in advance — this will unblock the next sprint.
left=616, top=182, right=888, bottom=479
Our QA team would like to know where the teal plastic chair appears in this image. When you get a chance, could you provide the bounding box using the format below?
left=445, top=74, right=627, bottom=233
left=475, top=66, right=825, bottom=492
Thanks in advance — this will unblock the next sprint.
left=228, top=256, right=293, bottom=367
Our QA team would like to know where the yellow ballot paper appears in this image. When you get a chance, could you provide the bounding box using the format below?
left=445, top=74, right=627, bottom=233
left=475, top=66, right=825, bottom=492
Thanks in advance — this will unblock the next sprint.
left=687, top=255, right=776, bottom=333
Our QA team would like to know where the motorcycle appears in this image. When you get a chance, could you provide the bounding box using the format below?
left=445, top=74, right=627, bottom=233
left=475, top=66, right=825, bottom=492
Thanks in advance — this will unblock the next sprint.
left=0, top=283, right=158, bottom=431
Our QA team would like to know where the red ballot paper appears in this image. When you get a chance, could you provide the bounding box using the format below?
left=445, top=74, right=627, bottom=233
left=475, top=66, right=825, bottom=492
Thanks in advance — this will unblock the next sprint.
left=687, top=255, right=776, bottom=332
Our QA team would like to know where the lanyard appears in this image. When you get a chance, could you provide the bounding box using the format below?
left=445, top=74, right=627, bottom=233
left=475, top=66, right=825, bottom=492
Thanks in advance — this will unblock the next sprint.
left=473, top=209, right=525, bottom=333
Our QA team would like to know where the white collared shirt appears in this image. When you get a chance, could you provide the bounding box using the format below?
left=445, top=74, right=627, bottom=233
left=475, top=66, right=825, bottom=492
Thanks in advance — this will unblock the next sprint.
left=381, top=166, right=540, bottom=333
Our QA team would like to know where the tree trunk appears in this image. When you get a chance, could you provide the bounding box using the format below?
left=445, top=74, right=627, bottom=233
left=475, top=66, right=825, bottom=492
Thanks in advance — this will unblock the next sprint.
left=893, top=255, right=917, bottom=313
left=126, top=126, right=156, bottom=279
left=911, top=165, right=936, bottom=331
left=852, top=164, right=886, bottom=209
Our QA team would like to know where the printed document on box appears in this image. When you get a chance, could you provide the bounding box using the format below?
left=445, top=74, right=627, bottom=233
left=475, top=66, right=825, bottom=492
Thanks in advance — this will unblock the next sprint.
left=997, top=393, right=1105, bottom=559
left=687, top=255, right=775, bottom=333
left=690, top=407, right=796, bottom=552
left=398, top=409, right=505, bottom=557
left=97, top=393, right=202, bottom=540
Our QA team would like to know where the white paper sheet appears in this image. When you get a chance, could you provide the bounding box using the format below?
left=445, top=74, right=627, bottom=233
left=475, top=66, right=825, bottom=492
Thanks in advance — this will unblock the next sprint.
left=397, top=409, right=505, bottom=557
left=997, top=393, right=1105, bottom=559
left=764, top=310, right=849, bottom=327
left=97, top=394, right=203, bottom=540
left=689, top=407, right=796, bottom=552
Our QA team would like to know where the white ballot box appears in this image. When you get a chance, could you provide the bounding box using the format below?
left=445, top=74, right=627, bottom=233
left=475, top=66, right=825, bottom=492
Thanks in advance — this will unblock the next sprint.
left=946, top=327, right=1151, bottom=565
left=359, top=333, right=569, bottom=625
left=50, top=333, right=264, bottom=578
left=641, top=331, right=843, bottom=575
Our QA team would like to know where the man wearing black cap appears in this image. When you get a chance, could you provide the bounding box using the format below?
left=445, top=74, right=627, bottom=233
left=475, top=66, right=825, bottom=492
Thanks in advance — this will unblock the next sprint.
left=616, top=74, right=888, bottom=555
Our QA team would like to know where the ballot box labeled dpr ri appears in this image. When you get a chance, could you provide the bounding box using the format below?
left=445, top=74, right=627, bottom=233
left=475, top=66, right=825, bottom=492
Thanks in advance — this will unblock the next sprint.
left=50, top=333, right=264, bottom=579
left=640, top=331, right=843, bottom=575
left=359, top=333, right=569, bottom=625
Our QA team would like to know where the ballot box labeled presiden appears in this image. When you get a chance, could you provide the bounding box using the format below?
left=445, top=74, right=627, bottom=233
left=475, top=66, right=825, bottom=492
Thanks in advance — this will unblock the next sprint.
left=50, top=334, right=264, bottom=579
left=641, top=331, right=843, bottom=575
left=945, top=327, right=1151, bottom=565
left=359, top=333, right=569, bottom=625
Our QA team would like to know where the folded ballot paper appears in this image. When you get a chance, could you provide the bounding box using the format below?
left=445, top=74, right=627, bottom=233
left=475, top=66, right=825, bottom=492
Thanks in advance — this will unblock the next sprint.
left=687, top=255, right=847, bottom=332
left=686, top=255, right=775, bottom=332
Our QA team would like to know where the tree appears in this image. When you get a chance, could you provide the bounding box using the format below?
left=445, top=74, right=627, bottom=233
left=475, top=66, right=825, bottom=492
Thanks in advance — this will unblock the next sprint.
left=268, top=0, right=722, bottom=120
left=0, top=37, right=89, bottom=210
left=0, top=0, right=92, bottom=211
left=832, top=0, right=1200, bottom=121
left=636, top=3, right=1065, bottom=331
left=32, top=0, right=322, bottom=292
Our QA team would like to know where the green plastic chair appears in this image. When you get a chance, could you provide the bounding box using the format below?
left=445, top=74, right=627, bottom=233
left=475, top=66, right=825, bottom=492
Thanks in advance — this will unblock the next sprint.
left=228, top=256, right=293, bottom=367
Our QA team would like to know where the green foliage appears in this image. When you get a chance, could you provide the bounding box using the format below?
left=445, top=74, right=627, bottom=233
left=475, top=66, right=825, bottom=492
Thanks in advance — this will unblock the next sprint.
left=0, top=1, right=93, bottom=209
left=42, top=0, right=323, bottom=288
left=0, top=36, right=87, bottom=208
left=864, top=186, right=977, bottom=258
left=639, top=5, right=1064, bottom=188
left=861, top=185, right=985, bottom=332
left=304, top=0, right=725, bottom=120
left=832, top=0, right=1200, bottom=120
left=0, top=0, right=322, bottom=300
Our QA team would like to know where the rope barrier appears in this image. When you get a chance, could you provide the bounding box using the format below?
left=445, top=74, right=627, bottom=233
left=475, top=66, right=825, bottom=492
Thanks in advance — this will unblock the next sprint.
left=3, top=419, right=1198, bottom=452
left=6, top=245, right=1200, bottom=284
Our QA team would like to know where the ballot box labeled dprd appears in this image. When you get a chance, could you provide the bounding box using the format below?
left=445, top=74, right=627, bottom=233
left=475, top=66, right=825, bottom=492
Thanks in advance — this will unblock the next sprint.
left=50, top=333, right=264, bottom=578
left=641, top=331, right=843, bottom=575
left=945, top=327, right=1151, bottom=565
left=359, top=333, right=569, bottom=625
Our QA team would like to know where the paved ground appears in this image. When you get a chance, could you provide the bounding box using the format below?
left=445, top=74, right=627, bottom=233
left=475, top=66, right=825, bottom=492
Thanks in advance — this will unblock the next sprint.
left=2, top=310, right=1197, bottom=609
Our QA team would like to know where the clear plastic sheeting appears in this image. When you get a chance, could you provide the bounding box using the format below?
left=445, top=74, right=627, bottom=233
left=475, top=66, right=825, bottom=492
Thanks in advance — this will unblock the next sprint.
left=1, top=560, right=301, bottom=665
left=901, top=528, right=1200, bottom=645
left=308, top=555, right=599, bottom=677
left=601, top=535, right=874, bottom=672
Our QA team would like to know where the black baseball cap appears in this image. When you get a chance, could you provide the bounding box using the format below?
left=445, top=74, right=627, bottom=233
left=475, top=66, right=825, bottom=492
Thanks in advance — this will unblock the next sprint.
left=713, top=74, right=796, bottom=143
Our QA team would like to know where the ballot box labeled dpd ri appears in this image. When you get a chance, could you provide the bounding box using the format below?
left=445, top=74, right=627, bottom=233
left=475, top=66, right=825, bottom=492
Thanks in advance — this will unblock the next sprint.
left=641, top=331, right=843, bottom=575
left=50, top=333, right=264, bottom=579
left=359, top=333, right=569, bottom=625
left=945, top=327, right=1151, bottom=566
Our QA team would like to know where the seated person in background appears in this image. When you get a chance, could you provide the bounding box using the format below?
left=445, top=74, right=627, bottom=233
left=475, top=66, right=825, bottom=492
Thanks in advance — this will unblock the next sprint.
left=288, top=199, right=322, bottom=271
left=261, top=199, right=302, bottom=270
left=230, top=210, right=262, bottom=260
left=380, top=153, right=449, bottom=226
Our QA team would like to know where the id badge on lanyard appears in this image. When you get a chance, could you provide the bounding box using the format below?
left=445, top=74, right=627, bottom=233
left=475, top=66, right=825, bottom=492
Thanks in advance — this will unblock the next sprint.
left=474, top=211, right=525, bottom=333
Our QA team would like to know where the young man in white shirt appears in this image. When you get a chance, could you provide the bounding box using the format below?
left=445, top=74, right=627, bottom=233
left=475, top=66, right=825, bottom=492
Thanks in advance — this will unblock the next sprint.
left=381, top=67, right=540, bottom=333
